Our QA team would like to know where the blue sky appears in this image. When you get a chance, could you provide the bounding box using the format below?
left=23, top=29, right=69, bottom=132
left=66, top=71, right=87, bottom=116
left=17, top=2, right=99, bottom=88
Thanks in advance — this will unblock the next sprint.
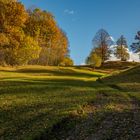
left=21, top=0, right=140, bottom=64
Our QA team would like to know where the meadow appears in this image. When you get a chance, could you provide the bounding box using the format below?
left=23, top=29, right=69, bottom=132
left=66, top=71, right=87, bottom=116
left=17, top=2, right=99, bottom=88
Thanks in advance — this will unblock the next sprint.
left=0, top=63, right=140, bottom=140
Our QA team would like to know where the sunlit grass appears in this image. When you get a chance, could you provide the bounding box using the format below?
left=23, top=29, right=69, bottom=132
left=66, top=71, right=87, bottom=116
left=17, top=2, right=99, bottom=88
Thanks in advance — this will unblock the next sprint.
left=0, top=66, right=107, bottom=140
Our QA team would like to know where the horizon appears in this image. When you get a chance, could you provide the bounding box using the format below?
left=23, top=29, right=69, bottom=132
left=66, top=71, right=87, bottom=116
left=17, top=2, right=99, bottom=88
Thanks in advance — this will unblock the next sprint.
left=21, top=0, right=140, bottom=64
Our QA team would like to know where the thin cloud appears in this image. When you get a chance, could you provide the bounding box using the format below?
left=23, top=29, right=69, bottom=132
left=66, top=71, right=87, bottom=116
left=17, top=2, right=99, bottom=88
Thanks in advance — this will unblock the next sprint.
left=64, top=9, right=75, bottom=15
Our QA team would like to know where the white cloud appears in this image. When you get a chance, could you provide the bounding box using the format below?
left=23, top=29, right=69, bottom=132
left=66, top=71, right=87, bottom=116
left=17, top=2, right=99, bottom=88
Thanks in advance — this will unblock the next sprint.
left=129, top=52, right=140, bottom=62
left=64, top=9, right=75, bottom=15
left=109, top=45, right=140, bottom=62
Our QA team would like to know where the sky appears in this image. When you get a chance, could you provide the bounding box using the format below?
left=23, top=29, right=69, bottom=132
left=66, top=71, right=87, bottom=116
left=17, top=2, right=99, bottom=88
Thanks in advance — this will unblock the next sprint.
left=21, top=0, right=140, bottom=64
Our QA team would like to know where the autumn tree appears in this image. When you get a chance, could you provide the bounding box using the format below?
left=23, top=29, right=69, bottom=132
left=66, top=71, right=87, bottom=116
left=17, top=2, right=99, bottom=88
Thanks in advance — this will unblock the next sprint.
left=0, top=1, right=71, bottom=66
left=0, top=0, right=41, bottom=65
left=47, top=29, right=69, bottom=65
left=92, top=29, right=114, bottom=64
left=86, top=52, right=102, bottom=68
left=115, top=35, right=130, bottom=61
left=0, top=0, right=27, bottom=65
left=60, top=57, right=74, bottom=66
left=25, top=8, right=69, bottom=66
left=14, top=36, right=41, bottom=65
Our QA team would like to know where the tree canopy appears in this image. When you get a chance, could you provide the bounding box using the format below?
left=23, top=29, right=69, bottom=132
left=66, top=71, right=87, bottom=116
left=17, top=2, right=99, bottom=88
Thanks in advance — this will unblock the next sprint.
left=115, top=35, right=130, bottom=61
left=86, top=52, right=101, bottom=68
left=131, top=31, right=140, bottom=53
left=0, top=0, right=72, bottom=66
left=92, top=29, right=114, bottom=63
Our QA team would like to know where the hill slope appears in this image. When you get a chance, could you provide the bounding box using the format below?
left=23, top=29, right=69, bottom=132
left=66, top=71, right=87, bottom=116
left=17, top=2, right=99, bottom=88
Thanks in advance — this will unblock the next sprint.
left=0, top=66, right=106, bottom=140
left=41, top=65, right=140, bottom=140
left=0, top=65, right=140, bottom=140
left=102, top=65, right=140, bottom=92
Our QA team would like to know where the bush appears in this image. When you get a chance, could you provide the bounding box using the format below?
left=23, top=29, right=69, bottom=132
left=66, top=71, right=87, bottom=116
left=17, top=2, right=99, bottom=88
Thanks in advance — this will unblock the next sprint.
left=60, top=57, right=74, bottom=66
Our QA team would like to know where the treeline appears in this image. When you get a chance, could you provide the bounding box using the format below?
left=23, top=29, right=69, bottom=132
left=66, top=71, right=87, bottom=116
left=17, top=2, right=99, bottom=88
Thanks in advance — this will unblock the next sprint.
left=0, top=0, right=73, bottom=66
left=86, top=29, right=140, bottom=68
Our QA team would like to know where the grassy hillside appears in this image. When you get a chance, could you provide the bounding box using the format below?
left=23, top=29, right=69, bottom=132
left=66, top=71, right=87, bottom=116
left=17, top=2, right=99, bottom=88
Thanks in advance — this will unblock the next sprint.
left=0, top=66, right=106, bottom=140
left=102, top=65, right=140, bottom=92
left=44, top=65, right=140, bottom=140
left=0, top=65, right=140, bottom=140
left=100, top=61, right=139, bottom=70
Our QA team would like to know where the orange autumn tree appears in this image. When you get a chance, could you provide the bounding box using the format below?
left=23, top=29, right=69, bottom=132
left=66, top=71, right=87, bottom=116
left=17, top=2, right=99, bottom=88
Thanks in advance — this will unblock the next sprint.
left=25, top=8, right=70, bottom=66
left=0, top=0, right=41, bottom=65
left=0, top=1, right=72, bottom=66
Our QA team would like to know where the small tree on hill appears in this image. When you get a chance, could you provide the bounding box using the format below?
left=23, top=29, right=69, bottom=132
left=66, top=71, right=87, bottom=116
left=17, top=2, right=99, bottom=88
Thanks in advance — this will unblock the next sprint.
left=86, top=52, right=102, bottom=69
left=92, top=29, right=114, bottom=64
left=60, top=57, right=74, bottom=66
left=115, top=35, right=130, bottom=61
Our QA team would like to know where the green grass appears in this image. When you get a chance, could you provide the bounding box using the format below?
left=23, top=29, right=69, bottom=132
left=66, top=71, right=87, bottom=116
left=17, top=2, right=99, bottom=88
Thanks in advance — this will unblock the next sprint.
left=102, top=65, right=140, bottom=92
left=100, top=61, right=139, bottom=70
left=0, top=66, right=107, bottom=140
left=0, top=65, right=140, bottom=140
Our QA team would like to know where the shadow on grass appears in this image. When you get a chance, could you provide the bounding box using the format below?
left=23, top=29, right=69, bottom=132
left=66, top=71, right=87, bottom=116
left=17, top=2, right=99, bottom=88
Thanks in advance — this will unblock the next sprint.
left=36, top=110, right=140, bottom=140
left=35, top=92, right=140, bottom=140
left=0, top=77, right=117, bottom=140
left=0, top=78, right=108, bottom=95
left=101, top=65, right=140, bottom=84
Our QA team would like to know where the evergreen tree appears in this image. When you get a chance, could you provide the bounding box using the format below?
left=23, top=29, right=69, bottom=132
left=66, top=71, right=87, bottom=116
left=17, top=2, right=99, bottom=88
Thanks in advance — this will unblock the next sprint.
left=131, top=31, right=140, bottom=53
left=115, top=35, right=129, bottom=61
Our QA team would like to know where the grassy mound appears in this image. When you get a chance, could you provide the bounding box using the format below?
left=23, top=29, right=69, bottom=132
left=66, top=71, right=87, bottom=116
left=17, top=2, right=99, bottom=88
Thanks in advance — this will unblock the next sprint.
left=102, top=65, right=140, bottom=92
left=39, top=65, right=140, bottom=140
